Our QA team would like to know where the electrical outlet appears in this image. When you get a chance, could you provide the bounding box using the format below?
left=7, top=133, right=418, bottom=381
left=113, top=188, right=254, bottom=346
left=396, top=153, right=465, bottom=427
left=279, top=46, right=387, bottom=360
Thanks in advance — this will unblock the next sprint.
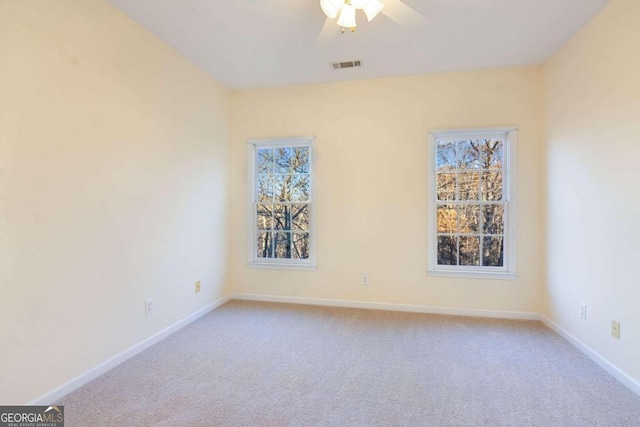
left=195, top=280, right=201, bottom=293
left=362, top=274, right=368, bottom=286
left=580, top=303, right=587, bottom=320
left=145, top=299, right=153, bottom=316
left=611, top=320, right=621, bottom=340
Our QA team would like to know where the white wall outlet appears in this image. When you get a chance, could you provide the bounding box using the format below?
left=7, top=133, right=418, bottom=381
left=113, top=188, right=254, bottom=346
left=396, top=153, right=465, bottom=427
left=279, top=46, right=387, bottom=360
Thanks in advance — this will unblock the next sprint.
left=145, top=299, right=153, bottom=316
left=195, top=280, right=201, bottom=293
left=361, top=274, right=369, bottom=286
left=580, top=303, right=587, bottom=320
left=611, top=320, right=621, bottom=339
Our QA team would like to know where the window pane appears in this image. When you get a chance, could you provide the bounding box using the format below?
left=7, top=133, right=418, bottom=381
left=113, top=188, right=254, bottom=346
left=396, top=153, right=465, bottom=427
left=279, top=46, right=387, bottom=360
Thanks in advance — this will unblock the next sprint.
left=292, top=232, right=309, bottom=259
left=257, top=174, right=273, bottom=202
left=274, top=232, right=292, bottom=259
left=458, top=171, right=480, bottom=200
left=291, top=174, right=310, bottom=202
left=273, top=205, right=291, bottom=231
left=431, top=132, right=510, bottom=272
left=257, top=232, right=273, bottom=259
left=437, top=173, right=456, bottom=201
left=275, top=147, right=292, bottom=174
left=257, top=204, right=273, bottom=230
left=458, top=140, right=481, bottom=169
left=437, top=236, right=458, bottom=265
left=458, top=204, right=480, bottom=234
left=460, top=236, right=480, bottom=266
left=292, top=147, right=310, bottom=173
left=483, top=204, right=505, bottom=235
left=437, top=204, right=456, bottom=233
left=481, top=139, right=503, bottom=169
left=482, top=236, right=504, bottom=267
left=257, top=149, right=274, bottom=174
left=292, top=204, right=309, bottom=231
left=274, top=174, right=292, bottom=202
left=254, top=142, right=312, bottom=264
left=436, top=141, right=456, bottom=172
left=482, top=171, right=503, bottom=201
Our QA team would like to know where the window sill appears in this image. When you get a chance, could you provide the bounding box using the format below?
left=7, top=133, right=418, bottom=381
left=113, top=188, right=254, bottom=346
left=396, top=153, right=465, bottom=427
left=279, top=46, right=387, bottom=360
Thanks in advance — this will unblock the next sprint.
left=249, top=262, right=318, bottom=272
left=427, top=269, right=517, bottom=280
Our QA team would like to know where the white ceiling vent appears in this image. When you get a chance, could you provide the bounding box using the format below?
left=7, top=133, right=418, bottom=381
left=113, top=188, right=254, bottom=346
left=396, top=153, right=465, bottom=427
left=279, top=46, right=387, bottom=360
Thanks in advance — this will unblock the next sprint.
left=331, top=60, right=363, bottom=70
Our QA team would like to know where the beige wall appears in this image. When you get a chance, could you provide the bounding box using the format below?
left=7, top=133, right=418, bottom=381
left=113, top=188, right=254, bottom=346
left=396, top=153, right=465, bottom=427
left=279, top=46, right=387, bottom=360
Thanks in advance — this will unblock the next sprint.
left=230, top=67, right=544, bottom=312
left=543, top=0, right=640, bottom=384
left=0, top=0, right=230, bottom=404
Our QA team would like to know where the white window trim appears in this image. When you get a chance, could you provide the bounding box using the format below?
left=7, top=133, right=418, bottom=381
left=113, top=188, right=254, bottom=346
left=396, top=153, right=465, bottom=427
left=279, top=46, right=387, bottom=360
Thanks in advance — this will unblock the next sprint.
left=427, top=127, right=518, bottom=280
left=247, top=137, right=317, bottom=271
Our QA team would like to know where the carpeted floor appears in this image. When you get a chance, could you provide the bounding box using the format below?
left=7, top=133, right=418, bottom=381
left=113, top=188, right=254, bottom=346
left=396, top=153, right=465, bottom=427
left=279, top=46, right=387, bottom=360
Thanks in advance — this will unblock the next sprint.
left=59, top=300, right=640, bottom=426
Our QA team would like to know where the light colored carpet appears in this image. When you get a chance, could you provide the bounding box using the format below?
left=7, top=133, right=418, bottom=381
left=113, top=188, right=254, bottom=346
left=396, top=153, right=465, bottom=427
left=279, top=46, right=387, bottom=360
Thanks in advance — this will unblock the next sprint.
left=59, top=300, right=640, bottom=426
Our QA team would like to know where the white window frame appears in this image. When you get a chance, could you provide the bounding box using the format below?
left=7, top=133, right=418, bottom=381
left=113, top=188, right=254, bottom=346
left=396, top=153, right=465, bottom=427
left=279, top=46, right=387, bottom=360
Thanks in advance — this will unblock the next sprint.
left=427, top=127, right=518, bottom=280
left=247, top=137, right=317, bottom=271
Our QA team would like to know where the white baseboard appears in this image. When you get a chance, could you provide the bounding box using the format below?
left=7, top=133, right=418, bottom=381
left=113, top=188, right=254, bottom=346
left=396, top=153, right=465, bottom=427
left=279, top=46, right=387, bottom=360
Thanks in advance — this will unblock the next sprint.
left=231, top=293, right=540, bottom=320
left=28, top=295, right=231, bottom=405
left=541, top=315, right=640, bottom=397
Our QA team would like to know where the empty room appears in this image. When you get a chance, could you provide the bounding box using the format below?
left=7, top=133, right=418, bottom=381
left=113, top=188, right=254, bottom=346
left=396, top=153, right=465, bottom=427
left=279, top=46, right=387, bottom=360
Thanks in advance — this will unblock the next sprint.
left=1, top=0, right=639, bottom=425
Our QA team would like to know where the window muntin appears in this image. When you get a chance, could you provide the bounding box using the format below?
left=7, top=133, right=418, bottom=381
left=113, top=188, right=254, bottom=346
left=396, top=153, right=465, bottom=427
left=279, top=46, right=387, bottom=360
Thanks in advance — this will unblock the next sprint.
left=250, top=139, right=314, bottom=267
left=431, top=130, right=515, bottom=275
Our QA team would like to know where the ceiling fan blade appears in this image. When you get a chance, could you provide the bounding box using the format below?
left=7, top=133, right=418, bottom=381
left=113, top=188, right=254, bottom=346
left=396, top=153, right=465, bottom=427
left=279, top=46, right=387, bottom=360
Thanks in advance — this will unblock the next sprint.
left=317, top=17, right=339, bottom=45
left=380, top=0, right=424, bottom=28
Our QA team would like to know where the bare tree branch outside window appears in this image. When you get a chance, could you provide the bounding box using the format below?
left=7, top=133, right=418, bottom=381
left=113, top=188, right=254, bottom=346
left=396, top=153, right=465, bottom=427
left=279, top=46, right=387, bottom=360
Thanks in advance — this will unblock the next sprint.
left=436, top=138, right=505, bottom=267
left=255, top=146, right=311, bottom=261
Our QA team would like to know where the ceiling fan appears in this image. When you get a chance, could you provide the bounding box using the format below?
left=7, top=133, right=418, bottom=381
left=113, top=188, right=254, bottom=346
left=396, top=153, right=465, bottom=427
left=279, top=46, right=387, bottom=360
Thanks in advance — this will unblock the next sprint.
left=318, top=0, right=424, bottom=44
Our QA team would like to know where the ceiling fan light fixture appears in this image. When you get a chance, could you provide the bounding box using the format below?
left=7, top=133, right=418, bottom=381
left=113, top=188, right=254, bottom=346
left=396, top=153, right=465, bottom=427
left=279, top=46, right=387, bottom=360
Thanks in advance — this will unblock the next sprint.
left=337, top=4, right=357, bottom=29
left=350, top=0, right=371, bottom=9
left=320, top=0, right=344, bottom=19
left=363, top=0, right=384, bottom=21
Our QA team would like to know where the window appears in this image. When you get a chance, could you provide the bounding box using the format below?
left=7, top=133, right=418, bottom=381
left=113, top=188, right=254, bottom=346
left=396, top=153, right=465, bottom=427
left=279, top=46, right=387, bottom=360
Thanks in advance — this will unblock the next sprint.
left=248, top=138, right=316, bottom=270
left=428, top=128, right=517, bottom=279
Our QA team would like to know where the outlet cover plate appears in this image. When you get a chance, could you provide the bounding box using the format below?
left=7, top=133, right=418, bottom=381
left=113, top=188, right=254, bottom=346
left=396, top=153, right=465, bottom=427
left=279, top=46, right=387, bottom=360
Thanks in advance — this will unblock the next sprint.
left=612, top=320, right=621, bottom=339
left=580, top=303, right=587, bottom=320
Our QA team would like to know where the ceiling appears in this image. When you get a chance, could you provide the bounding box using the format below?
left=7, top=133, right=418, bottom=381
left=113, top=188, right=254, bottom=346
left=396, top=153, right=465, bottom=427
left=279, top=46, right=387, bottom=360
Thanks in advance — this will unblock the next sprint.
left=107, top=0, right=609, bottom=89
